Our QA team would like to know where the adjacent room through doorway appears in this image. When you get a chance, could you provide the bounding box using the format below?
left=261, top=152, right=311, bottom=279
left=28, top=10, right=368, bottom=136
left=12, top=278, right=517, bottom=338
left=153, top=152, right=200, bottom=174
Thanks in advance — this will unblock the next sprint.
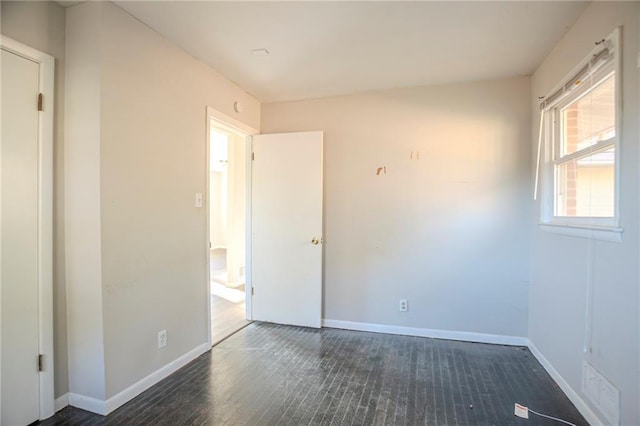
left=208, top=120, right=250, bottom=344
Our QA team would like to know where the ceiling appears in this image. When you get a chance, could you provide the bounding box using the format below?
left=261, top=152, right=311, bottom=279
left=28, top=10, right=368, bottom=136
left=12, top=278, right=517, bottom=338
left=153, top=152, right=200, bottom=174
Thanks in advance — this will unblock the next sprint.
left=111, top=1, right=588, bottom=103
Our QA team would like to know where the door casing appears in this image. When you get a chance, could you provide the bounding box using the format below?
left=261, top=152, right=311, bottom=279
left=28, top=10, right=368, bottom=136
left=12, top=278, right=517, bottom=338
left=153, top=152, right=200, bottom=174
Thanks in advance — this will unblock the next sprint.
left=0, top=35, right=55, bottom=420
left=205, top=106, right=258, bottom=347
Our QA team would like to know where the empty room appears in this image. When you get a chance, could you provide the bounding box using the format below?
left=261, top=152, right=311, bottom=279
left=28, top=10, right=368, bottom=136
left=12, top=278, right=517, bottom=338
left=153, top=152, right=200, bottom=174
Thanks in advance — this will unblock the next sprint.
left=1, top=1, right=638, bottom=425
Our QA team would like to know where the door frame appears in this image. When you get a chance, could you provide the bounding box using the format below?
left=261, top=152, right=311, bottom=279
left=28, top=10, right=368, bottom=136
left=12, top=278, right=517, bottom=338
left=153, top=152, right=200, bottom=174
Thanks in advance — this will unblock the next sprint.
left=205, top=106, right=258, bottom=347
left=1, top=35, right=55, bottom=419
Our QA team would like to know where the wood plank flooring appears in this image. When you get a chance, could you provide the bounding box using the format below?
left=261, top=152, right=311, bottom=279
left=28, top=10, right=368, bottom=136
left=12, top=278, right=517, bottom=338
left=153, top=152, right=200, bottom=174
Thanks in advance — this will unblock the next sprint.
left=40, top=323, right=587, bottom=425
left=210, top=292, right=250, bottom=345
left=210, top=249, right=250, bottom=344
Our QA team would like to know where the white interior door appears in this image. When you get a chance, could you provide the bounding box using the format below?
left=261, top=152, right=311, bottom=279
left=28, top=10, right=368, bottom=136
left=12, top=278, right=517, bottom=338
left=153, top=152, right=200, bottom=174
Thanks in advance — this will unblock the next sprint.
left=251, top=131, right=323, bottom=328
left=1, top=48, right=41, bottom=425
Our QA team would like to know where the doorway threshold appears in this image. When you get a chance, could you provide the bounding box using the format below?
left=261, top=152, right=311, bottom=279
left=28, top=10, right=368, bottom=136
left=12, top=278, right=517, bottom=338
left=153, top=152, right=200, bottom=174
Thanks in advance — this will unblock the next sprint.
left=212, top=321, right=253, bottom=347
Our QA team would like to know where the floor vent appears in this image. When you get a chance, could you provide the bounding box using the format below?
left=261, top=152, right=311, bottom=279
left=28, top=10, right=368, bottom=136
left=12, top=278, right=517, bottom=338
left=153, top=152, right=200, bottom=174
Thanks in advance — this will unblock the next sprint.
left=582, top=361, right=619, bottom=425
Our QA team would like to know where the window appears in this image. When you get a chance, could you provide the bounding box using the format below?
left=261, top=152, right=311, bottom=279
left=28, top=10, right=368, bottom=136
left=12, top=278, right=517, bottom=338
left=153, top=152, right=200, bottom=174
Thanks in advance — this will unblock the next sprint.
left=538, top=28, right=621, bottom=239
left=554, top=72, right=615, bottom=218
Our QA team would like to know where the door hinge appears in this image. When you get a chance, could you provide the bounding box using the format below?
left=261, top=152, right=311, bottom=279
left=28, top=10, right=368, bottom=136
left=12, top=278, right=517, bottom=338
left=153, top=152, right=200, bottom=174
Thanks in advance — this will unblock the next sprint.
left=251, top=152, right=255, bottom=161
left=251, top=287, right=255, bottom=296
left=37, top=93, right=43, bottom=111
left=38, top=354, right=44, bottom=372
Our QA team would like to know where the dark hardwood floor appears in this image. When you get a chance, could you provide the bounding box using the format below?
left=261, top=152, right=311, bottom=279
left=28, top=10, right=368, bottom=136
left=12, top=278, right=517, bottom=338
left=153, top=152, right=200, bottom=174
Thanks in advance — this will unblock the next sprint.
left=40, top=323, right=587, bottom=425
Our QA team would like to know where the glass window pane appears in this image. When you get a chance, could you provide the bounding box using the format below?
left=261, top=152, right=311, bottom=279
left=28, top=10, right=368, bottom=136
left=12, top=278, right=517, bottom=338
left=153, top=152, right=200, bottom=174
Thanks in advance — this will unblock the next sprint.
left=555, top=147, right=615, bottom=217
left=561, top=73, right=615, bottom=156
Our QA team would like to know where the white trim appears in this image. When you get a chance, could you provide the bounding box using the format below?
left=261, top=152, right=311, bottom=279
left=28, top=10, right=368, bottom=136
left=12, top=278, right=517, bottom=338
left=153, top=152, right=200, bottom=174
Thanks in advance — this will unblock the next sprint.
left=554, top=136, right=614, bottom=165
left=0, top=35, right=55, bottom=421
left=207, top=107, right=259, bottom=137
left=68, top=393, right=106, bottom=416
left=527, top=341, right=603, bottom=426
left=68, top=342, right=209, bottom=415
left=539, top=28, right=621, bottom=232
left=322, top=319, right=529, bottom=346
left=205, top=106, right=257, bottom=342
left=205, top=109, right=213, bottom=347
left=103, top=342, right=209, bottom=414
left=539, top=223, right=623, bottom=242
left=55, top=393, right=69, bottom=412
left=322, top=320, right=603, bottom=424
left=245, top=134, right=253, bottom=321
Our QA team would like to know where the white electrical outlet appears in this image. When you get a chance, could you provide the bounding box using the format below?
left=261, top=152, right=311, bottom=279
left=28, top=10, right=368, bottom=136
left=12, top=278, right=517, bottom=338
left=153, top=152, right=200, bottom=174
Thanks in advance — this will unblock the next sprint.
left=158, top=330, right=167, bottom=348
left=399, top=299, right=408, bottom=312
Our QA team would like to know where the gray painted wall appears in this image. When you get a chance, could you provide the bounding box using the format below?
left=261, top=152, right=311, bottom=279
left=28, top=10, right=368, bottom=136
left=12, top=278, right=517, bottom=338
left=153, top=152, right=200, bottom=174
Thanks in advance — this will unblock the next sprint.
left=262, top=77, right=532, bottom=338
left=64, top=0, right=260, bottom=402
left=530, top=2, right=639, bottom=424
left=97, top=1, right=259, bottom=397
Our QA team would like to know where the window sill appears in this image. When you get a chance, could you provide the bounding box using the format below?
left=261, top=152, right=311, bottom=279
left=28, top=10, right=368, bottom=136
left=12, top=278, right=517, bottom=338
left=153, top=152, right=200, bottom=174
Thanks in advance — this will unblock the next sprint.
left=538, top=222, right=623, bottom=242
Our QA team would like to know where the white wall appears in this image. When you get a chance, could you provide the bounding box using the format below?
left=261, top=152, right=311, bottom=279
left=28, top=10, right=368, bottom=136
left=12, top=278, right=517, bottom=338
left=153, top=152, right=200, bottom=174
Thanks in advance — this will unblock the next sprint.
left=1, top=0, right=69, bottom=399
left=209, top=170, right=226, bottom=249
left=65, top=1, right=106, bottom=400
left=226, top=133, right=246, bottom=283
left=262, top=77, right=531, bottom=338
left=530, top=2, right=639, bottom=425
left=65, top=0, right=260, bottom=404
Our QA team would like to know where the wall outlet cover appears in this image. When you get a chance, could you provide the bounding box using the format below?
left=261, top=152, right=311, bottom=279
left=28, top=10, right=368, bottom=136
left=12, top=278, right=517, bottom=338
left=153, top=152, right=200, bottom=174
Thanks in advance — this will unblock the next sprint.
left=158, top=330, right=167, bottom=348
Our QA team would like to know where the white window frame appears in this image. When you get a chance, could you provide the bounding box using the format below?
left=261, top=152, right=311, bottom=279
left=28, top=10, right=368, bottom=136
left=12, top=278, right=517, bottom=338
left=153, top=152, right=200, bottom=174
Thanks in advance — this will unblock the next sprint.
left=539, top=28, right=623, bottom=242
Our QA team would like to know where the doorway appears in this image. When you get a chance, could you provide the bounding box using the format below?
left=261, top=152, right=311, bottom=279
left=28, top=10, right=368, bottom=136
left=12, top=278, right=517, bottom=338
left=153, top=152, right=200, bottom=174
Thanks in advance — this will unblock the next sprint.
left=207, top=114, right=251, bottom=345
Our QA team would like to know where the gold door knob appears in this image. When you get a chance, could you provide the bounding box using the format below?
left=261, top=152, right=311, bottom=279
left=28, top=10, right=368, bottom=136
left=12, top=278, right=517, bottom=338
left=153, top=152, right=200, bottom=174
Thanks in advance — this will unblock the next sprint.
left=311, top=237, right=320, bottom=245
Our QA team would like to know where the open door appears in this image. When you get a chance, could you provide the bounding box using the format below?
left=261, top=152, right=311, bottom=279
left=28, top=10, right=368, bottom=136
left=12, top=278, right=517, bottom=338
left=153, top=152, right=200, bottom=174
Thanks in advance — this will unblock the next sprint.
left=251, top=131, right=323, bottom=328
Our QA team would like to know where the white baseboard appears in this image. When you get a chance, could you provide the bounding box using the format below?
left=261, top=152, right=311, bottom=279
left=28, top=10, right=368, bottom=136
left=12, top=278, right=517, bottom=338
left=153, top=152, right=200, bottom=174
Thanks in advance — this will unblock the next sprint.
left=323, top=320, right=603, bottom=424
left=60, top=327, right=601, bottom=425
left=69, top=392, right=106, bottom=415
left=55, top=393, right=69, bottom=412
left=69, top=342, right=210, bottom=416
left=321, top=319, right=528, bottom=346
left=526, top=340, right=602, bottom=426
left=103, top=342, right=209, bottom=415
